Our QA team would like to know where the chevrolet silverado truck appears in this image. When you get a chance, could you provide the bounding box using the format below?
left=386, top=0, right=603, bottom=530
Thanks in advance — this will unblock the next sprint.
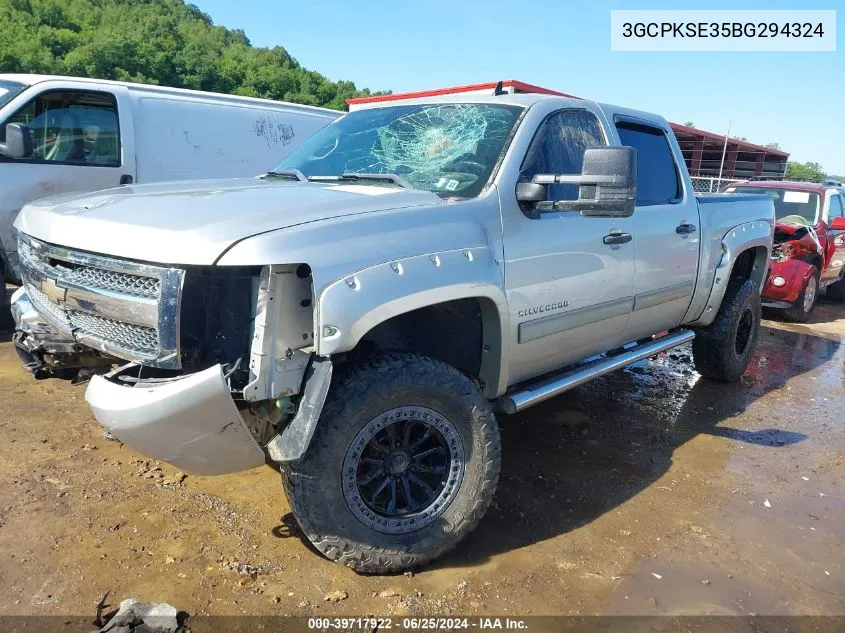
left=724, top=180, right=845, bottom=320
left=10, top=86, right=775, bottom=572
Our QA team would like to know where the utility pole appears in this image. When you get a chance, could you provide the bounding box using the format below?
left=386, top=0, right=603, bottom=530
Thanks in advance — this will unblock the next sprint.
left=717, top=120, right=732, bottom=191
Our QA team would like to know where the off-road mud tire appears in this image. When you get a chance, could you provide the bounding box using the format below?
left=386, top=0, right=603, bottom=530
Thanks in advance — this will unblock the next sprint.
left=283, top=352, right=501, bottom=573
left=692, top=278, right=761, bottom=382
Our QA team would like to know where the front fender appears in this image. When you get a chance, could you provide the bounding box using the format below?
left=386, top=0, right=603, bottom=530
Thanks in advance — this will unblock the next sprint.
left=686, top=220, right=772, bottom=327
left=316, top=246, right=510, bottom=397
left=762, top=258, right=816, bottom=304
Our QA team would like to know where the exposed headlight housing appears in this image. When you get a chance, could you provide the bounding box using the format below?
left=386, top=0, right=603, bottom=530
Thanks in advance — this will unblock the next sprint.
left=180, top=265, right=263, bottom=387
left=771, top=242, right=794, bottom=262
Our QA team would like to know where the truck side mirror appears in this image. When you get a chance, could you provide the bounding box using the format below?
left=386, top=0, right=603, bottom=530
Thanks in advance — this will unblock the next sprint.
left=830, top=216, right=845, bottom=230
left=517, top=146, right=637, bottom=218
left=0, top=123, right=34, bottom=159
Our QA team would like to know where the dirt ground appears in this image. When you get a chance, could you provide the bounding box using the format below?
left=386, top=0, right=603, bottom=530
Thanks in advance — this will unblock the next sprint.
left=0, top=294, right=843, bottom=618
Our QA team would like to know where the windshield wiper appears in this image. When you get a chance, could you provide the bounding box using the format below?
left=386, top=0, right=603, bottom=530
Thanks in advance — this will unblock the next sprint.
left=309, top=173, right=414, bottom=190
left=261, top=169, right=308, bottom=182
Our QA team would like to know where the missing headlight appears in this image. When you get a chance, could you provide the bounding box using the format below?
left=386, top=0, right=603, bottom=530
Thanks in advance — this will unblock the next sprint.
left=179, top=265, right=262, bottom=388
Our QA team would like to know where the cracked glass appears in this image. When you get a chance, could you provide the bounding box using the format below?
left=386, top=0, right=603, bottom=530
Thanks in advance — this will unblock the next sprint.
left=275, top=103, right=523, bottom=198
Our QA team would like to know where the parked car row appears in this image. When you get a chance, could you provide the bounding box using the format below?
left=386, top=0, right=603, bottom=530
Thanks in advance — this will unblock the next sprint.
left=723, top=180, right=845, bottom=321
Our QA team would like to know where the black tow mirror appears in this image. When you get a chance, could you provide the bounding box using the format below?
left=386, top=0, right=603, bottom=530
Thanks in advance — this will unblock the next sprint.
left=517, top=146, right=637, bottom=218
left=0, top=123, right=34, bottom=159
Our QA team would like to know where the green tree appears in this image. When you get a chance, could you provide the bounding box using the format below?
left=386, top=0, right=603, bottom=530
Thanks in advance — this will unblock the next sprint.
left=0, top=0, right=387, bottom=110
left=764, top=142, right=782, bottom=151
left=786, top=161, right=826, bottom=182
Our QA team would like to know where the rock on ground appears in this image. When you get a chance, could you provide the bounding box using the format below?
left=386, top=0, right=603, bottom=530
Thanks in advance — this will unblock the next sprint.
left=98, top=598, right=186, bottom=633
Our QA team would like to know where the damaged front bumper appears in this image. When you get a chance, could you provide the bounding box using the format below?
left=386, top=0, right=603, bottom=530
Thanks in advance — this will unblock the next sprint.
left=10, top=286, right=90, bottom=378
left=85, top=365, right=266, bottom=476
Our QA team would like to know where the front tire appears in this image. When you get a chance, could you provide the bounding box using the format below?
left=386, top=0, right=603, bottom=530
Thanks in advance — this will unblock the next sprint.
left=692, top=279, right=761, bottom=382
left=784, top=268, right=819, bottom=322
left=284, top=353, right=501, bottom=573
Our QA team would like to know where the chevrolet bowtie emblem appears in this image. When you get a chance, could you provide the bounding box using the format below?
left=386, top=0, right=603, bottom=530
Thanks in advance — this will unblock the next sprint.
left=41, top=278, right=67, bottom=303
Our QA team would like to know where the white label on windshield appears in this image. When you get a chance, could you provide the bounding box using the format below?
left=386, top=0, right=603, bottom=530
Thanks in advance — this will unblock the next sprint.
left=784, top=191, right=810, bottom=203
left=0, top=88, right=8, bottom=98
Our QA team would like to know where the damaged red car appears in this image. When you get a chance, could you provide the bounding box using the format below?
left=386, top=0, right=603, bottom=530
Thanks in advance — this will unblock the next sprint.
left=724, top=181, right=845, bottom=321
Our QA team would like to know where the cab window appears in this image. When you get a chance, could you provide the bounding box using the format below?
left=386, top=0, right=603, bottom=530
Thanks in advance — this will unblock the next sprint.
left=2, top=90, right=120, bottom=166
left=519, top=109, right=607, bottom=204
left=615, top=121, right=681, bottom=206
left=829, top=193, right=844, bottom=219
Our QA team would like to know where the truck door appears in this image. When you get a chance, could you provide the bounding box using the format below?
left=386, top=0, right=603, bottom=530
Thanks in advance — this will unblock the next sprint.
left=823, top=191, right=845, bottom=284
left=501, top=108, right=635, bottom=385
left=0, top=85, right=132, bottom=277
left=613, top=119, right=700, bottom=340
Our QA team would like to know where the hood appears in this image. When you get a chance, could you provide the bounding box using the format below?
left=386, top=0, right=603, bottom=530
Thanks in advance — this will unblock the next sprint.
left=15, top=177, right=440, bottom=265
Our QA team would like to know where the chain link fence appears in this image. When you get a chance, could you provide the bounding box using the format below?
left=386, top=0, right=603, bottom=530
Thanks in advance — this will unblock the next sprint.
left=690, top=176, right=744, bottom=194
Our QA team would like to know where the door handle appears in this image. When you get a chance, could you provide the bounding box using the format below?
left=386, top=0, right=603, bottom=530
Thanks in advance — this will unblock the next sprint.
left=676, top=223, right=697, bottom=235
left=603, top=232, right=632, bottom=245
left=119, top=174, right=133, bottom=185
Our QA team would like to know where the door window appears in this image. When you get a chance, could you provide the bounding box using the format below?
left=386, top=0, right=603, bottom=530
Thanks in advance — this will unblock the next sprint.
left=829, top=193, right=844, bottom=219
left=519, top=109, right=607, bottom=205
left=3, top=90, right=120, bottom=166
left=615, top=121, right=680, bottom=206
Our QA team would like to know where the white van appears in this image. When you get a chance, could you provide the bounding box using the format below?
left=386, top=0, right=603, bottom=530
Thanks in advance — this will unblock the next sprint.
left=0, top=74, right=340, bottom=285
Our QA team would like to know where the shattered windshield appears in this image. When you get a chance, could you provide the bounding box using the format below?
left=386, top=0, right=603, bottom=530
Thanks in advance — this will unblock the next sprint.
left=274, top=103, right=523, bottom=198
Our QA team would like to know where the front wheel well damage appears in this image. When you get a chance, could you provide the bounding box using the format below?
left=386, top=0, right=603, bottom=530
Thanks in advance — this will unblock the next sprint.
left=349, top=298, right=500, bottom=391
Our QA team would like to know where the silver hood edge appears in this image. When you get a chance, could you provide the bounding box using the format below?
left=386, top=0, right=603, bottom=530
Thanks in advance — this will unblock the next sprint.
left=14, top=177, right=440, bottom=265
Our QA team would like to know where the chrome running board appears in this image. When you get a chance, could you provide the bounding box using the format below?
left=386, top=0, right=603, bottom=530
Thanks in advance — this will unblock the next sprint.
left=495, top=329, right=695, bottom=414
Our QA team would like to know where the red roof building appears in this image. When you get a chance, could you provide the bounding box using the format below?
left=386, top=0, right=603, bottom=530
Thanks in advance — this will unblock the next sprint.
left=348, top=81, right=790, bottom=182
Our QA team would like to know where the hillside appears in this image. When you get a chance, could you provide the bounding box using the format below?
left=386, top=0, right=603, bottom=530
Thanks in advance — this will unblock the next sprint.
left=0, top=0, right=383, bottom=110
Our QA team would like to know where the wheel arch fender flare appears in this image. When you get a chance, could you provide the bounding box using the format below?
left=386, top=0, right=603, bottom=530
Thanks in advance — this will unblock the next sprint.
left=315, top=246, right=510, bottom=397
left=687, top=220, right=772, bottom=327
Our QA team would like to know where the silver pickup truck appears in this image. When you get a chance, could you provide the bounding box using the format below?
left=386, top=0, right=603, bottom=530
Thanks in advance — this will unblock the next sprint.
left=10, top=91, right=775, bottom=572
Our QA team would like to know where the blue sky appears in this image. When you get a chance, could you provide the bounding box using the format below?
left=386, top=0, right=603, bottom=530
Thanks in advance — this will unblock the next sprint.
left=192, top=0, right=844, bottom=174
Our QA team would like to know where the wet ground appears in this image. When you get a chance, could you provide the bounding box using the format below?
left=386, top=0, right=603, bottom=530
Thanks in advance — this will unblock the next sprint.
left=0, top=294, right=843, bottom=618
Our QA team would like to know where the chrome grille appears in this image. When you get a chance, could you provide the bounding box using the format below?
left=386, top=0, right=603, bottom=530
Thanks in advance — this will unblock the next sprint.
left=66, top=267, right=161, bottom=298
left=67, top=311, right=158, bottom=357
left=26, top=282, right=71, bottom=328
left=17, top=234, right=184, bottom=368
left=21, top=237, right=161, bottom=298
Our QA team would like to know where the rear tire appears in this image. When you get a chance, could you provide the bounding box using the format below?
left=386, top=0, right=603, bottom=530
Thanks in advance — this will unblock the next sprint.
left=692, top=278, right=761, bottom=382
left=784, top=268, right=819, bottom=322
left=283, top=352, right=501, bottom=573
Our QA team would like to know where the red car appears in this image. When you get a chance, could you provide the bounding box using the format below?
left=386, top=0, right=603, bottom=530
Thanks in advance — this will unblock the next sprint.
left=724, top=181, right=845, bottom=321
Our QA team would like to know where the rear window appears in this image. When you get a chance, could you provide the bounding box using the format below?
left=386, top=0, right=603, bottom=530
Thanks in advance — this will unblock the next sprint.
left=726, top=186, right=819, bottom=224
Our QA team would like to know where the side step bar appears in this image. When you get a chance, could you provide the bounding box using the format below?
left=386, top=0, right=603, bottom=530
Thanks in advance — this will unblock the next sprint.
left=495, top=329, right=695, bottom=414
